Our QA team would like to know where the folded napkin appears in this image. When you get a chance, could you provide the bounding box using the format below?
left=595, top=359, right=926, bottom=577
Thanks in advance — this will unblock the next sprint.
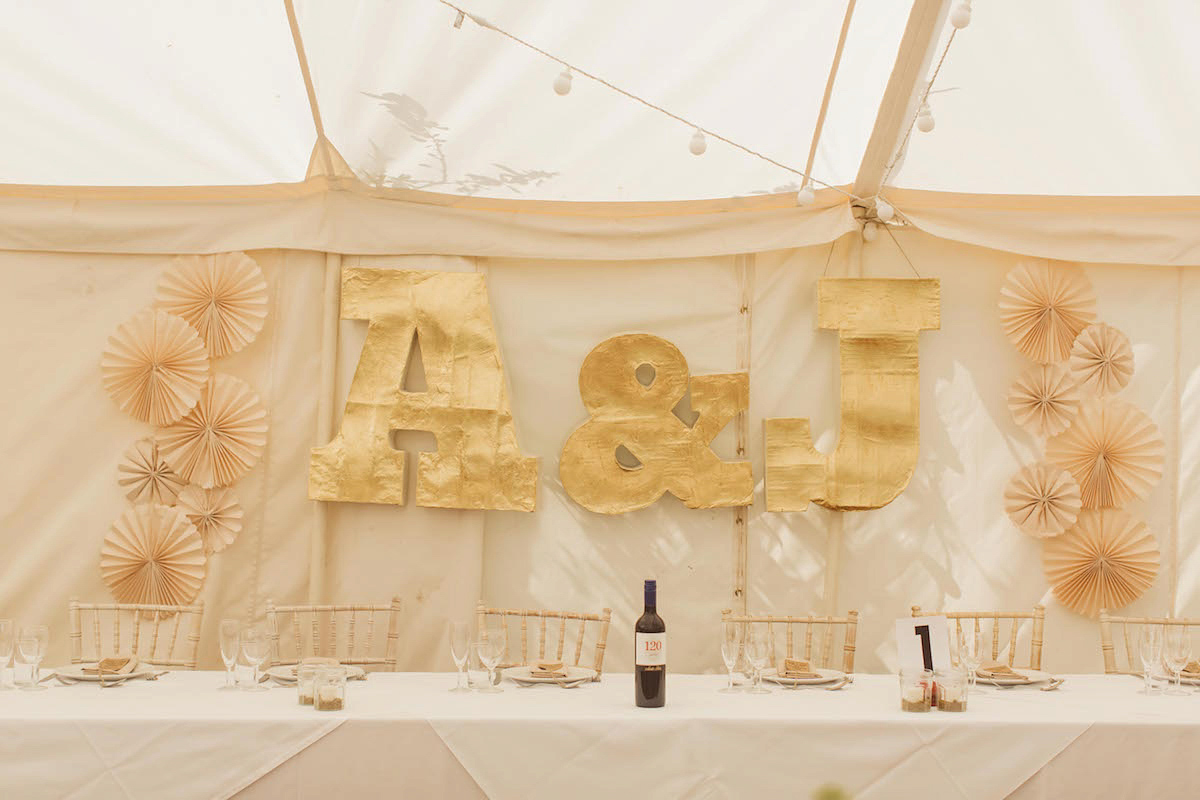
left=977, top=661, right=1029, bottom=681
left=1182, top=659, right=1200, bottom=676
left=82, top=656, right=137, bottom=675
left=779, top=657, right=821, bottom=680
left=529, top=659, right=567, bottom=678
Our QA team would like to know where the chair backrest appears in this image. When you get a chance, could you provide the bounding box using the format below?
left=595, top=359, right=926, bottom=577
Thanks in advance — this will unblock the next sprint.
left=477, top=602, right=613, bottom=678
left=1099, top=610, right=1200, bottom=674
left=911, top=604, right=1045, bottom=670
left=68, top=598, right=205, bottom=669
left=722, top=609, right=860, bottom=673
left=265, top=597, right=402, bottom=670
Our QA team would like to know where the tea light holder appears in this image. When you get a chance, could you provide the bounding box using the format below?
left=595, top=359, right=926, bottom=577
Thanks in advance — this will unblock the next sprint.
left=899, top=667, right=933, bottom=712
left=314, top=665, right=346, bottom=711
left=297, top=663, right=319, bottom=705
left=935, top=666, right=968, bottom=712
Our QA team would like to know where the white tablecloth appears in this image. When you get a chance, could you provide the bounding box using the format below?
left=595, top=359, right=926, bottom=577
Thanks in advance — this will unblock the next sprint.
left=3, top=671, right=1200, bottom=799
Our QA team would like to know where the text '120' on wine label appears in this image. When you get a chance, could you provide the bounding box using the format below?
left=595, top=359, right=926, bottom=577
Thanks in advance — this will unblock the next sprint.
left=635, top=633, right=666, bottom=666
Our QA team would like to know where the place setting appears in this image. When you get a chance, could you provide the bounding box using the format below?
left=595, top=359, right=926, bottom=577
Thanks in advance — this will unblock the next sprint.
left=447, top=618, right=600, bottom=692
left=717, top=617, right=852, bottom=695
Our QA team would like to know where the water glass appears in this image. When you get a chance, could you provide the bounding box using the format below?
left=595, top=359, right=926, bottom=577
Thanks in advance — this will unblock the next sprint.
left=957, top=626, right=983, bottom=688
left=473, top=639, right=503, bottom=693
left=449, top=621, right=471, bottom=693
left=16, top=625, right=48, bottom=691
left=1138, top=624, right=1163, bottom=695
left=719, top=620, right=743, bottom=694
left=1163, top=625, right=1191, bottom=696
left=936, top=666, right=968, bottom=712
left=218, top=619, right=240, bottom=691
left=0, top=619, right=13, bottom=690
left=899, top=668, right=933, bottom=712
left=240, top=625, right=269, bottom=692
left=744, top=628, right=771, bottom=694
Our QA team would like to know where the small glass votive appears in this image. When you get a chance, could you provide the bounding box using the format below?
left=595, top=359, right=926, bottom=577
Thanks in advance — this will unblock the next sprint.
left=899, top=668, right=933, bottom=712
left=314, top=666, right=346, bottom=711
left=297, top=663, right=319, bottom=705
left=936, top=666, right=968, bottom=712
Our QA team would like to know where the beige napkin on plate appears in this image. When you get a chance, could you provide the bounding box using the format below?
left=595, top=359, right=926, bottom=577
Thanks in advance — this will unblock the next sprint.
left=779, top=657, right=821, bottom=680
left=1182, top=659, right=1200, bottom=677
left=82, top=656, right=138, bottom=675
left=529, top=659, right=567, bottom=678
left=977, top=661, right=1029, bottom=681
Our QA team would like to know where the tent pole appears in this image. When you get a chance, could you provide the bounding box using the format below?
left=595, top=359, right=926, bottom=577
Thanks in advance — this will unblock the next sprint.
left=310, top=252, right=342, bottom=603
left=283, top=0, right=335, bottom=178
left=852, top=0, right=950, bottom=199
left=802, top=0, right=858, bottom=184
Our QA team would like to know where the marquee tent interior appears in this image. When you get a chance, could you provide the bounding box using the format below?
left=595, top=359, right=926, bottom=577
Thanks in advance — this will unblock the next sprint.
left=2, top=0, right=1199, bottom=676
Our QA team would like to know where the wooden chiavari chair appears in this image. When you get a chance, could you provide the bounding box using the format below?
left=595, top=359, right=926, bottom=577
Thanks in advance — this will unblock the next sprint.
left=476, top=602, right=612, bottom=679
left=265, top=597, right=402, bottom=671
left=722, top=609, right=860, bottom=673
left=68, top=598, right=204, bottom=670
left=1099, top=610, right=1200, bottom=675
left=911, top=604, right=1045, bottom=670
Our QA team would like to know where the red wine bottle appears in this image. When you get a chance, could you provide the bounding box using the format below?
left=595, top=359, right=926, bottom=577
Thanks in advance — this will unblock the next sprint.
left=635, top=579, right=666, bottom=707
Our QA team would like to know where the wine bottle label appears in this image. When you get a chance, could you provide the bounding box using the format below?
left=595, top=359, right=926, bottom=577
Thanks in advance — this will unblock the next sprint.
left=635, top=633, right=666, bottom=666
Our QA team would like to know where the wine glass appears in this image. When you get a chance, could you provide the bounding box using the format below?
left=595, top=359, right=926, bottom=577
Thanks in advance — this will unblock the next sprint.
left=448, top=621, right=471, bottom=693
left=1138, top=624, right=1164, bottom=695
left=473, top=639, right=503, bottom=693
left=744, top=627, right=771, bottom=694
left=1163, top=625, right=1191, bottom=696
left=240, top=625, right=269, bottom=692
left=0, top=619, right=13, bottom=690
left=719, top=621, right=743, bottom=693
left=218, top=619, right=240, bottom=691
left=957, top=626, right=983, bottom=690
left=17, top=625, right=48, bottom=691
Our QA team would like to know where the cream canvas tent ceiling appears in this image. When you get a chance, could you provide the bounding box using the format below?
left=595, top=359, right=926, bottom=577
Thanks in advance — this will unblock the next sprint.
left=2, top=0, right=1197, bottom=198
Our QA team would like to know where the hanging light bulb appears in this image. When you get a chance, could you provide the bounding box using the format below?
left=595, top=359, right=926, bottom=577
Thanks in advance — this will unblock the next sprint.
left=553, top=67, right=572, bottom=96
left=689, top=129, right=707, bottom=156
left=916, top=101, right=935, bottom=133
left=875, top=197, right=894, bottom=222
left=796, top=184, right=816, bottom=206
left=862, top=221, right=880, bottom=242
left=950, top=0, right=972, bottom=29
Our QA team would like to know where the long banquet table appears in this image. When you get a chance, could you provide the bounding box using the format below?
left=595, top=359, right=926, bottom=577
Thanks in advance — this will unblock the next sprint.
left=2, top=671, right=1199, bottom=799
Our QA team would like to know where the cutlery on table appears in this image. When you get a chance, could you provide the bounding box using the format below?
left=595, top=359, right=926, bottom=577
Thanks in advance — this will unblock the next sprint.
left=1040, top=677, right=1064, bottom=692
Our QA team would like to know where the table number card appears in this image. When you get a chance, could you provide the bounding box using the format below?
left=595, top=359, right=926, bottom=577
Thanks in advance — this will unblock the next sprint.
left=896, top=616, right=951, bottom=672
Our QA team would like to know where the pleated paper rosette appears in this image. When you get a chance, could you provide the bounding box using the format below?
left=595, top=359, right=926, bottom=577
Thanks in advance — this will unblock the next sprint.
left=157, top=252, right=268, bottom=358
left=176, top=485, right=243, bottom=554
left=1042, top=509, right=1159, bottom=617
left=101, top=504, right=207, bottom=608
left=101, top=309, right=210, bottom=425
left=1004, top=462, right=1081, bottom=538
left=1008, top=363, right=1080, bottom=438
left=1070, top=322, right=1134, bottom=397
left=118, top=437, right=186, bottom=505
left=999, top=259, right=1097, bottom=363
left=157, top=374, right=268, bottom=488
left=1046, top=400, right=1164, bottom=509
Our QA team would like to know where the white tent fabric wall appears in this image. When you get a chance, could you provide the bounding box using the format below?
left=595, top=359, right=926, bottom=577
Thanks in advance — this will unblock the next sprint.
left=2, top=232, right=1196, bottom=674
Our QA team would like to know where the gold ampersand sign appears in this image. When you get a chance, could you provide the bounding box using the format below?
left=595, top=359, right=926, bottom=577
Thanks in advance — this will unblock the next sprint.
left=765, top=278, right=940, bottom=512
left=559, top=334, right=753, bottom=514
left=309, top=268, right=538, bottom=511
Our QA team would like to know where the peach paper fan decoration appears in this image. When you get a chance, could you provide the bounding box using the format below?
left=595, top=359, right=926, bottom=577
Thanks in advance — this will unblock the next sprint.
left=157, top=374, right=268, bottom=488
left=1008, top=363, right=1080, bottom=438
left=999, top=259, right=1096, bottom=363
left=118, top=437, right=186, bottom=505
left=101, top=309, right=210, bottom=425
left=1070, top=322, right=1134, bottom=397
left=1004, top=462, right=1081, bottom=538
left=176, top=485, right=242, bottom=555
left=1042, top=509, right=1159, bottom=617
left=157, top=252, right=268, bottom=358
left=1046, top=400, right=1164, bottom=509
left=101, top=504, right=207, bottom=608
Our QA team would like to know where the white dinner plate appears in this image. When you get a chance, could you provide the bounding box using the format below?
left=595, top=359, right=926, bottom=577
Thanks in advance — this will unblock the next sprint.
left=265, top=664, right=367, bottom=685
left=975, top=668, right=1051, bottom=686
left=504, top=665, right=596, bottom=685
left=1155, top=672, right=1200, bottom=686
left=762, top=667, right=844, bottom=686
left=51, top=663, right=157, bottom=683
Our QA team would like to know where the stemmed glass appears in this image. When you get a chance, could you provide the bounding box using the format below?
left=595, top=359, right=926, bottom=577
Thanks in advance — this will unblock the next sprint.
left=745, top=627, right=771, bottom=694
left=240, top=625, right=269, bottom=692
left=957, top=627, right=983, bottom=690
left=473, top=638, right=503, bottom=693
left=218, top=619, right=240, bottom=691
left=1163, top=625, right=1191, bottom=696
left=0, top=619, right=13, bottom=690
left=719, top=621, right=743, bottom=693
left=17, top=625, right=48, bottom=691
left=449, top=621, right=471, bottom=693
left=1138, top=624, right=1163, bottom=695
